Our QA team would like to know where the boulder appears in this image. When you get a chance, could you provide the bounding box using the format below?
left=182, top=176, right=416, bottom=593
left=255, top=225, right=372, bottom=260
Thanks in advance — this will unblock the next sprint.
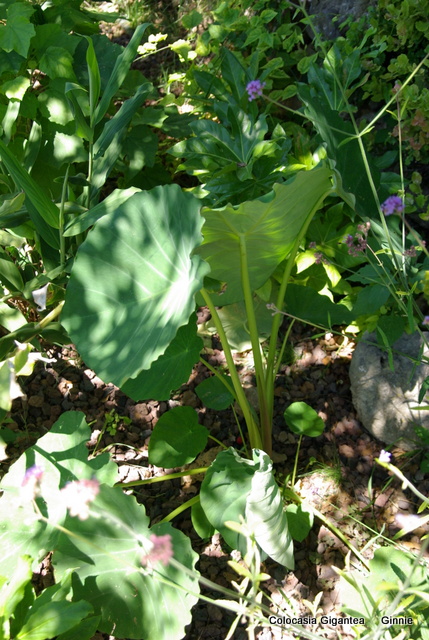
left=349, top=332, right=429, bottom=450
left=308, top=0, right=376, bottom=39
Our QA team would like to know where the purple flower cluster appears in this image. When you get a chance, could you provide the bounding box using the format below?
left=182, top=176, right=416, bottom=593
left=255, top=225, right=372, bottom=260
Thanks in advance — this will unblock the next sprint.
left=344, top=221, right=370, bottom=257
left=423, top=316, right=429, bottom=326
left=314, top=251, right=330, bottom=265
left=403, top=246, right=417, bottom=258
left=381, top=195, right=404, bottom=216
left=141, top=534, right=173, bottom=568
left=246, top=79, right=266, bottom=101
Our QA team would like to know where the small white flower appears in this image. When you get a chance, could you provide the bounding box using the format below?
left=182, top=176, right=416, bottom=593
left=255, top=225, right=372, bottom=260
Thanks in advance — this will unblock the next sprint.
left=32, top=284, right=49, bottom=311
left=378, top=450, right=392, bottom=463
left=395, top=513, right=421, bottom=532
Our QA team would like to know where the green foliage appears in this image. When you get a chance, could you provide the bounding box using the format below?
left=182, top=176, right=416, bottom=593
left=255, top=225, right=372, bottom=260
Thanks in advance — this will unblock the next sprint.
left=62, top=185, right=209, bottom=388
left=0, top=412, right=199, bottom=640
left=148, top=406, right=209, bottom=467
left=283, top=402, right=325, bottom=438
left=339, top=547, right=429, bottom=639
left=200, top=448, right=294, bottom=568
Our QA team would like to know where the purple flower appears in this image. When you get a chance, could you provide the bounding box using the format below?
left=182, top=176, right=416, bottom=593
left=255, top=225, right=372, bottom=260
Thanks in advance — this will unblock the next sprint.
left=141, top=534, right=173, bottom=568
left=344, top=221, right=370, bottom=257
left=21, top=464, right=44, bottom=501
left=314, top=251, right=330, bottom=265
left=381, top=196, right=404, bottom=216
left=246, top=79, right=266, bottom=102
left=403, top=246, right=417, bottom=258
left=423, top=316, right=429, bottom=326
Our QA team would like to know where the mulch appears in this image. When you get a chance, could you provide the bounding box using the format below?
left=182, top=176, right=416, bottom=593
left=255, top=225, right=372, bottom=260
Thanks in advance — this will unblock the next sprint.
left=3, top=320, right=429, bottom=640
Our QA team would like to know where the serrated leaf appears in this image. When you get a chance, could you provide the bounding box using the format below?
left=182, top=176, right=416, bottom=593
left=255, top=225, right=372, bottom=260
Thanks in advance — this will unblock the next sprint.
left=148, top=406, right=208, bottom=467
left=0, top=3, right=35, bottom=57
left=63, top=185, right=210, bottom=387
left=39, top=47, right=77, bottom=81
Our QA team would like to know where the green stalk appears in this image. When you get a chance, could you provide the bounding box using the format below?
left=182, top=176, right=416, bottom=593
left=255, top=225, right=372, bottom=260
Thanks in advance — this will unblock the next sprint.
left=265, top=192, right=331, bottom=423
left=199, top=355, right=238, bottom=401
left=35, top=300, right=64, bottom=330
left=158, top=495, right=200, bottom=524
left=115, top=466, right=209, bottom=488
left=290, top=435, right=302, bottom=488
left=238, top=235, right=271, bottom=454
left=59, top=165, right=70, bottom=268
left=201, top=288, right=262, bottom=451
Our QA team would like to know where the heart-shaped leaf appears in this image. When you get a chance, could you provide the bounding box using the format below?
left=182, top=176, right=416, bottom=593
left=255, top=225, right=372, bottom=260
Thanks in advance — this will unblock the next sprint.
left=63, top=185, right=210, bottom=387
left=283, top=402, right=325, bottom=437
left=195, top=374, right=234, bottom=410
left=195, top=168, right=334, bottom=304
left=148, top=406, right=209, bottom=467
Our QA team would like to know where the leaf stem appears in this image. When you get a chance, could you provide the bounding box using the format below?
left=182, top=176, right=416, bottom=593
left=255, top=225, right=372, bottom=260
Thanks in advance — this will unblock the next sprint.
left=238, top=234, right=271, bottom=454
left=200, top=288, right=262, bottom=451
left=115, top=466, right=209, bottom=488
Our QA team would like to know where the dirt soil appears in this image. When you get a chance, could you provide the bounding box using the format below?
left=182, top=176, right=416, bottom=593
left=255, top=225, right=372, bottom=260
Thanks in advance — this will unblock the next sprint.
left=4, top=320, right=429, bottom=640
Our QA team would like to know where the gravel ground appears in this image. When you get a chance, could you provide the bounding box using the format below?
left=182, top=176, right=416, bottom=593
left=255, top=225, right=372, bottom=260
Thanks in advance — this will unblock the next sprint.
left=3, top=321, right=429, bottom=640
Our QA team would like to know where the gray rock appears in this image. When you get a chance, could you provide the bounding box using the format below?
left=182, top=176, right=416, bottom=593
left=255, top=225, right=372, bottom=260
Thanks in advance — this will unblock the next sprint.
left=349, top=332, right=429, bottom=450
left=308, top=0, right=376, bottom=39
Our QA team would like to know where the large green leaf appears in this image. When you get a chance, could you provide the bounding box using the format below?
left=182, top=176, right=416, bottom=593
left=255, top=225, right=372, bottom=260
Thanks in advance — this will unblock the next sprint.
left=62, top=185, right=209, bottom=387
left=195, top=168, right=334, bottom=303
left=200, top=449, right=254, bottom=554
left=53, top=486, right=199, bottom=640
left=17, top=600, right=93, bottom=640
left=200, top=448, right=294, bottom=568
left=284, top=283, right=354, bottom=327
left=245, top=450, right=294, bottom=569
left=0, top=412, right=117, bottom=578
left=122, top=314, right=202, bottom=401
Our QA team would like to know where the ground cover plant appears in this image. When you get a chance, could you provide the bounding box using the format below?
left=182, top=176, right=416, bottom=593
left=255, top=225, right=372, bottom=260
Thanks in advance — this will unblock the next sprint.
left=0, top=0, right=429, bottom=638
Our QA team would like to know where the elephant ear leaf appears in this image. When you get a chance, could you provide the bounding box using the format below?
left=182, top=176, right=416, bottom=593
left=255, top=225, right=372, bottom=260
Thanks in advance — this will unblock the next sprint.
left=200, top=448, right=294, bottom=569
left=62, top=185, right=210, bottom=387
left=245, top=449, right=294, bottom=569
left=195, top=167, right=334, bottom=304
